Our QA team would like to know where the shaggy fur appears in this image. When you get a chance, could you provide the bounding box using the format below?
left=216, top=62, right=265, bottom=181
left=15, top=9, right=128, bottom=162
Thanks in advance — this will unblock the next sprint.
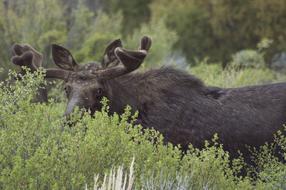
left=105, top=67, right=286, bottom=155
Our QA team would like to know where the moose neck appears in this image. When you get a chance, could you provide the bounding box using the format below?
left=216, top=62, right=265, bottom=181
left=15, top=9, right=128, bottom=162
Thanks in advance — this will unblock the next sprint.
left=107, top=75, right=141, bottom=115
left=106, top=67, right=207, bottom=117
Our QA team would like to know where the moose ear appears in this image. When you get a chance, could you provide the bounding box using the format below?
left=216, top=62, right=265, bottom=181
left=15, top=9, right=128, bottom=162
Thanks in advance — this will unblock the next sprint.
left=102, top=39, right=122, bottom=68
left=52, top=44, right=78, bottom=71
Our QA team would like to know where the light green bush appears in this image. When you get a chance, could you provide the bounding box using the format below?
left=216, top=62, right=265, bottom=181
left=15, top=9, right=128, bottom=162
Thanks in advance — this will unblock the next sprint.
left=230, top=50, right=265, bottom=69
left=190, top=61, right=278, bottom=88
left=0, top=70, right=285, bottom=189
left=228, top=39, right=273, bottom=70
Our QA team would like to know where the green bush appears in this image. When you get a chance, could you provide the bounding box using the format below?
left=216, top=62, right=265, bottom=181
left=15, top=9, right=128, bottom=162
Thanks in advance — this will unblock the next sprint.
left=189, top=60, right=279, bottom=88
left=228, top=39, right=273, bottom=69
left=230, top=50, right=265, bottom=69
left=1, top=69, right=286, bottom=189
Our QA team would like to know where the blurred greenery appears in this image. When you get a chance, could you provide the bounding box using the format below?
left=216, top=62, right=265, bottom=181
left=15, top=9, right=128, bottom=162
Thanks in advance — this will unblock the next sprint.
left=152, top=0, right=286, bottom=63
left=1, top=0, right=286, bottom=77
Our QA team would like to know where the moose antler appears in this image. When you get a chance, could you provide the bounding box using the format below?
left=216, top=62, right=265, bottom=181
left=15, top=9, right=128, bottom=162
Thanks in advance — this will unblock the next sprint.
left=11, top=36, right=152, bottom=80
left=11, top=44, right=71, bottom=80
left=92, top=36, right=152, bottom=79
left=11, top=44, right=43, bottom=72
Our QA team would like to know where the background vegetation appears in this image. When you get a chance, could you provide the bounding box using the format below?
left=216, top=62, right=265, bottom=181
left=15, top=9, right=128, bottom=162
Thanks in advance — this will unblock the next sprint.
left=1, top=0, right=286, bottom=73
left=0, top=0, right=286, bottom=189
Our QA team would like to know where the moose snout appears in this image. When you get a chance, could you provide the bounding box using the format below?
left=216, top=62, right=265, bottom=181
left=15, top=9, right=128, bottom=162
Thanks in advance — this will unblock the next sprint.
left=64, top=96, right=82, bottom=117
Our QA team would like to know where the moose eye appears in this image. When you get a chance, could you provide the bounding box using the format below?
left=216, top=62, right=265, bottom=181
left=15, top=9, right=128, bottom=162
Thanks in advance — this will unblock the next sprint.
left=96, top=88, right=103, bottom=95
left=64, top=86, right=71, bottom=95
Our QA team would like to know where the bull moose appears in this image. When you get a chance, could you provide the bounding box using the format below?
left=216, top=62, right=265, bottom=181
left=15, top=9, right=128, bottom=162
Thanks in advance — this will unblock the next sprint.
left=11, top=36, right=286, bottom=156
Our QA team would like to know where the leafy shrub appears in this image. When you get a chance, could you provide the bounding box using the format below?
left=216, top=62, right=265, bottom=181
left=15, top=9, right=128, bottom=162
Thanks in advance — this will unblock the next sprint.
left=190, top=60, right=278, bottom=88
left=0, top=70, right=285, bottom=190
left=230, top=50, right=265, bottom=69
left=249, top=129, right=286, bottom=189
left=228, top=39, right=273, bottom=69
left=271, top=53, right=286, bottom=73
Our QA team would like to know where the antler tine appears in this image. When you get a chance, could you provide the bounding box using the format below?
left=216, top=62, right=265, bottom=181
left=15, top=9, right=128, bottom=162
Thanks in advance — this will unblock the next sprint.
left=11, top=43, right=72, bottom=81
left=11, top=44, right=41, bottom=72
left=114, top=36, right=151, bottom=70
left=140, top=36, right=152, bottom=52
left=91, top=36, right=152, bottom=79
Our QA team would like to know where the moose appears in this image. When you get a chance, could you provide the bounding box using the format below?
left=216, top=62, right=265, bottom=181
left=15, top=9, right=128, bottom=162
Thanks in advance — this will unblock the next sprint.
left=11, top=36, right=286, bottom=157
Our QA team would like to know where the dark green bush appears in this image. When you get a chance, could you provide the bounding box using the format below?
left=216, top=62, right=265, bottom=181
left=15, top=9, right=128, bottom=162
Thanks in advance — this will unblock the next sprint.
left=152, top=0, right=286, bottom=64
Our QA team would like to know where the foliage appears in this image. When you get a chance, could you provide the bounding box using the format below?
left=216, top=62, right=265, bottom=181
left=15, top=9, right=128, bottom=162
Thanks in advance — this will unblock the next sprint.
left=189, top=40, right=286, bottom=88
left=1, top=0, right=286, bottom=74
left=74, top=11, right=123, bottom=63
left=229, top=38, right=273, bottom=69
left=248, top=129, right=286, bottom=189
left=189, top=60, right=278, bottom=88
left=151, top=0, right=286, bottom=63
left=230, top=50, right=265, bottom=69
left=0, top=0, right=65, bottom=76
left=1, top=1, right=286, bottom=188
left=72, top=10, right=177, bottom=67
left=0, top=69, right=285, bottom=189
left=66, top=1, right=95, bottom=50
left=101, top=0, right=152, bottom=35
left=125, top=18, right=178, bottom=68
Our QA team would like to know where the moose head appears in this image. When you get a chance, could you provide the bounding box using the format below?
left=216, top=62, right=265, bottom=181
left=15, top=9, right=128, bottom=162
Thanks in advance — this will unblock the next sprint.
left=11, top=36, right=152, bottom=116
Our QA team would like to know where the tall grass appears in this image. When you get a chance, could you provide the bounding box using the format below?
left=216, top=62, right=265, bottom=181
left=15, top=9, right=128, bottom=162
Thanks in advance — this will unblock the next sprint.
left=85, top=158, right=135, bottom=190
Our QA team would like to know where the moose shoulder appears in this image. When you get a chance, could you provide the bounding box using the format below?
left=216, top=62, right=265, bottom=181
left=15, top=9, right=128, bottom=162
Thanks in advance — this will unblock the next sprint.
left=11, top=37, right=286, bottom=156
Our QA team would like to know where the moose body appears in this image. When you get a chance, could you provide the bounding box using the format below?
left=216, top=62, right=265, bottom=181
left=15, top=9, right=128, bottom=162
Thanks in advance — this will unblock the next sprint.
left=11, top=37, right=286, bottom=156
left=98, top=67, right=286, bottom=154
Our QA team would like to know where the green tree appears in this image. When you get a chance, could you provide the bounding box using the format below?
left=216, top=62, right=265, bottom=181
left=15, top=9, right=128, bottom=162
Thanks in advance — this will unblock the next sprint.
left=0, top=0, right=66, bottom=77
left=101, top=0, right=152, bottom=34
left=151, top=0, right=286, bottom=65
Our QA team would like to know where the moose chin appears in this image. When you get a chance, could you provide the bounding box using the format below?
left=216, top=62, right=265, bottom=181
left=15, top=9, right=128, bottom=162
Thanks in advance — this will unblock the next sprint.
left=11, top=36, right=286, bottom=158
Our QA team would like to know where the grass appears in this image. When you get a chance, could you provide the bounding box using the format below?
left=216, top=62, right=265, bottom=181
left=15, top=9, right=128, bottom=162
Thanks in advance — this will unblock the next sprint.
left=190, top=63, right=285, bottom=88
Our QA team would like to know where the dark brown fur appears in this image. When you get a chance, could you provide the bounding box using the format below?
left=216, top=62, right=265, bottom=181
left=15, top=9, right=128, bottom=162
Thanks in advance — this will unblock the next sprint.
left=96, top=66, right=286, bottom=155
